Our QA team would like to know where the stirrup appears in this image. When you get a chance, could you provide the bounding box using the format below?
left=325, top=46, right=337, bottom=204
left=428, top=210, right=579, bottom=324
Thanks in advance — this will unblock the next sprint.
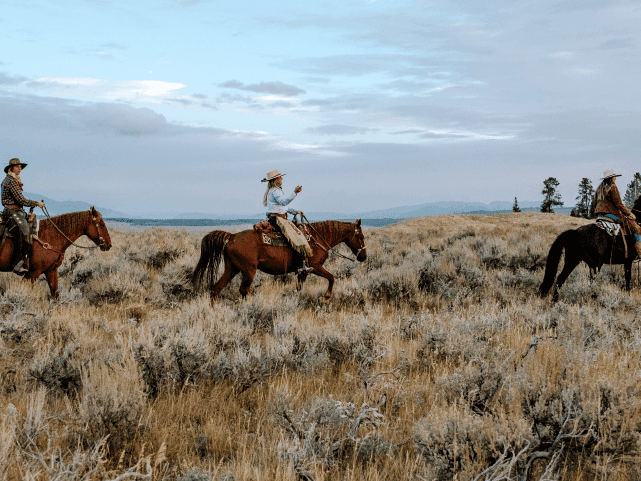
left=13, top=261, right=27, bottom=275
left=297, top=263, right=314, bottom=274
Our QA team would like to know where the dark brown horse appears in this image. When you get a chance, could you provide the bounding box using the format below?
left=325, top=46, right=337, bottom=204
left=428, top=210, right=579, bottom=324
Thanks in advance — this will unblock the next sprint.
left=540, top=196, right=641, bottom=301
left=192, top=219, right=367, bottom=304
left=0, top=207, right=112, bottom=298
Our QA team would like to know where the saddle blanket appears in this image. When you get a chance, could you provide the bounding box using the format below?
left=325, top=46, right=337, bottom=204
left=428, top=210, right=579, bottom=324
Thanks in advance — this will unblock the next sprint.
left=595, top=220, right=621, bottom=237
left=254, top=220, right=313, bottom=253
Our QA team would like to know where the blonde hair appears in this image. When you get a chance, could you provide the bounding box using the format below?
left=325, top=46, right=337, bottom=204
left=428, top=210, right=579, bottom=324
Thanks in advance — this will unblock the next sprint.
left=263, top=179, right=280, bottom=207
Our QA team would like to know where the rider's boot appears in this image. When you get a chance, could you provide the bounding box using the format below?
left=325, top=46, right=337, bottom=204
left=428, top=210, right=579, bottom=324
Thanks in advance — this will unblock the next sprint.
left=12, top=241, right=27, bottom=275
left=297, top=255, right=314, bottom=274
left=635, top=242, right=641, bottom=259
left=13, top=237, right=32, bottom=275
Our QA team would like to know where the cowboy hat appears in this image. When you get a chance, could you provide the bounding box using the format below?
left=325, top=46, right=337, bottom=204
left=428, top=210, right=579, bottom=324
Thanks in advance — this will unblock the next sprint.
left=261, top=169, right=286, bottom=183
left=4, top=158, right=27, bottom=174
left=602, top=169, right=622, bottom=180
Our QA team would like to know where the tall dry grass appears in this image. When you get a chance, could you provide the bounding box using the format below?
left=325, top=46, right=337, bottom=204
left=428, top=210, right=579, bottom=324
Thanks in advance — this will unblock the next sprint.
left=1, top=213, right=641, bottom=480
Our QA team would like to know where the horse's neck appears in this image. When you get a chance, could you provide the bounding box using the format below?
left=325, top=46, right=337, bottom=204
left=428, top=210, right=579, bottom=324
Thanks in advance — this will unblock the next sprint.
left=39, top=213, right=87, bottom=247
left=311, top=221, right=350, bottom=248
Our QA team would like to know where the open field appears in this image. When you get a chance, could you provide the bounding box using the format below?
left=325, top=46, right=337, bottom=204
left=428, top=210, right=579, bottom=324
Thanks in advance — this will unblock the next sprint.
left=2, top=212, right=641, bottom=480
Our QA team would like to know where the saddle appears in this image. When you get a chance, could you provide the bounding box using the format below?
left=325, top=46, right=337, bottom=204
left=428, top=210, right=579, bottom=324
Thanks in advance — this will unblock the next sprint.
left=595, top=217, right=630, bottom=257
left=0, top=210, right=37, bottom=246
left=254, top=220, right=288, bottom=247
left=253, top=220, right=313, bottom=249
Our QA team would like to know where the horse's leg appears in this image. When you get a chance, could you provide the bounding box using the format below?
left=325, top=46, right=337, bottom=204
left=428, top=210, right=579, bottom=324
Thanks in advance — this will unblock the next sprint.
left=625, top=260, right=633, bottom=291
left=210, top=259, right=239, bottom=305
left=296, top=272, right=308, bottom=292
left=44, top=268, right=60, bottom=299
left=239, top=265, right=257, bottom=299
left=309, top=265, right=335, bottom=299
left=551, top=256, right=580, bottom=302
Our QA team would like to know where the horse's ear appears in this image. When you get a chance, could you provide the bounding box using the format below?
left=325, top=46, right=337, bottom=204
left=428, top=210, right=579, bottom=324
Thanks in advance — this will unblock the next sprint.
left=356, top=219, right=361, bottom=226
left=90, top=206, right=97, bottom=215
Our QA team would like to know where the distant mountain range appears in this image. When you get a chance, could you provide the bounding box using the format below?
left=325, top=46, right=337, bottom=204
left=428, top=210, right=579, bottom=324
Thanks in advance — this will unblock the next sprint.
left=173, top=200, right=549, bottom=221
left=24, top=193, right=132, bottom=218
left=22, top=195, right=567, bottom=221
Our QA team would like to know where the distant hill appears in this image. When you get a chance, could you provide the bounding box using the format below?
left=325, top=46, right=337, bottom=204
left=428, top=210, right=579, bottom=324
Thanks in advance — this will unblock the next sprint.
left=19, top=196, right=571, bottom=221
left=24, top=193, right=132, bottom=218
left=172, top=201, right=548, bottom=221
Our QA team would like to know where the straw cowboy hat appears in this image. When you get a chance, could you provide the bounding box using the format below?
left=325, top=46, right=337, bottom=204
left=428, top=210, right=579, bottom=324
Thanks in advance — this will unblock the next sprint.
left=4, top=158, right=27, bottom=174
left=261, top=169, right=286, bottom=183
left=602, top=169, right=622, bottom=180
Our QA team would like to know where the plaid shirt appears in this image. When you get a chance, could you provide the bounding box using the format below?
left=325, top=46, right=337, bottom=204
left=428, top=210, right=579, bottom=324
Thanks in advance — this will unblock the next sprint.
left=1, top=174, right=37, bottom=209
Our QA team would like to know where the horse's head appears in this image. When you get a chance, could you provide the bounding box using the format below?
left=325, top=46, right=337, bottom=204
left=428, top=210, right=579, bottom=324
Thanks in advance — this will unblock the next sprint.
left=85, top=207, right=112, bottom=251
left=345, top=219, right=367, bottom=262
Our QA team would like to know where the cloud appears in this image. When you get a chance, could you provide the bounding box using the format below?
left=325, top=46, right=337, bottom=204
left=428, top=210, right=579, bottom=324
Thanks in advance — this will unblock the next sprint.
left=268, top=100, right=295, bottom=108
left=0, top=73, right=28, bottom=85
left=599, top=38, right=634, bottom=49
left=99, top=43, right=126, bottom=50
left=391, top=129, right=424, bottom=135
left=79, top=103, right=170, bottom=136
left=95, top=51, right=116, bottom=60
left=305, top=124, right=376, bottom=135
left=218, top=79, right=305, bottom=96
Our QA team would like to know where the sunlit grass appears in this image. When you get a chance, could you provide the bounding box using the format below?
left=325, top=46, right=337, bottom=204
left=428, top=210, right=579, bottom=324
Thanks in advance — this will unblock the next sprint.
left=1, top=213, right=641, bottom=479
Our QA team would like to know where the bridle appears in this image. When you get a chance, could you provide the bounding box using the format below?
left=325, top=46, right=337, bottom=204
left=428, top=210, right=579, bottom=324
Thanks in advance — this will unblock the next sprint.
left=39, top=205, right=108, bottom=250
left=299, top=214, right=365, bottom=262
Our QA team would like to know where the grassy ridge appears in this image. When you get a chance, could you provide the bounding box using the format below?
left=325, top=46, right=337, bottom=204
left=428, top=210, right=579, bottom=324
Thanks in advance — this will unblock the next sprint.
left=1, top=213, right=640, bottom=480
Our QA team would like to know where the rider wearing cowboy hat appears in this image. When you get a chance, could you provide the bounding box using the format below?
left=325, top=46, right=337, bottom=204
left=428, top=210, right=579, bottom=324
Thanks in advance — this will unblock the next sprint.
left=590, top=169, right=641, bottom=257
left=1, top=158, right=45, bottom=274
left=262, top=169, right=313, bottom=273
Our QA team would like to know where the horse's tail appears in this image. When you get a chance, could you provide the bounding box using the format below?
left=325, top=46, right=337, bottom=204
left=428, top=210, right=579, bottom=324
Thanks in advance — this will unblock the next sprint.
left=192, top=230, right=232, bottom=290
left=539, top=230, right=574, bottom=296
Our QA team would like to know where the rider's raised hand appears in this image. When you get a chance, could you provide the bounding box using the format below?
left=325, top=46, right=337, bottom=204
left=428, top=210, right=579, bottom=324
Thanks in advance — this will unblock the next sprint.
left=294, top=185, right=302, bottom=194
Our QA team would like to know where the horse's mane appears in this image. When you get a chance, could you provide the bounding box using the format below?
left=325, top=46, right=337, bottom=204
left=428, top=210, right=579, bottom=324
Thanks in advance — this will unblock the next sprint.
left=39, top=211, right=89, bottom=236
left=309, top=220, right=352, bottom=238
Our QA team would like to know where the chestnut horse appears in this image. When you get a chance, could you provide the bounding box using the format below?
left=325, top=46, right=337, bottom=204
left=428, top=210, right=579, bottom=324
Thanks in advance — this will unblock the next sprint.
left=0, top=207, right=112, bottom=298
left=192, top=219, right=367, bottom=304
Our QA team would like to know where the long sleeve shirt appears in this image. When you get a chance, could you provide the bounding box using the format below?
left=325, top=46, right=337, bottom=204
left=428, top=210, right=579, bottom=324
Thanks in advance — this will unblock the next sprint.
left=266, top=188, right=298, bottom=215
left=590, top=183, right=631, bottom=219
left=1, top=173, right=37, bottom=209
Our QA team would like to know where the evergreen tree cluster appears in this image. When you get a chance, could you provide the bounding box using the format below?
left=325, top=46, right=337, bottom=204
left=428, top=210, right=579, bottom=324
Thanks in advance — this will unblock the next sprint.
left=530, top=173, right=641, bottom=219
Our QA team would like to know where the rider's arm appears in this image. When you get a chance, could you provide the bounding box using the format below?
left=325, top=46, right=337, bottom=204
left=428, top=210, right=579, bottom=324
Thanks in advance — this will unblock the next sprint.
left=4, top=177, right=36, bottom=208
left=611, top=185, right=632, bottom=217
left=270, top=189, right=297, bottom=207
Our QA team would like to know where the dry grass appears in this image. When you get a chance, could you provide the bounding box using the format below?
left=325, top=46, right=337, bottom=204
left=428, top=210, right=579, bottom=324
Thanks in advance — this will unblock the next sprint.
left=2, top=212, right=641, bottom=480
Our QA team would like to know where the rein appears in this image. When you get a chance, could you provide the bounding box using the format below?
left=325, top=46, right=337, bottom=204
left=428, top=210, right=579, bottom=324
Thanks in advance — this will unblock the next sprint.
left=299, top=214, right=362, bottom=262
left=39, top=205, right=105, bottom=250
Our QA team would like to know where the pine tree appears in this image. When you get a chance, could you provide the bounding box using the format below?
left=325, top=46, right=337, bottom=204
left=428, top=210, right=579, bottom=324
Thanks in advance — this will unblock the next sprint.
left=541, top=177, right=564, bottom=213
left=574, top=177, right=593, bottom=218
left=512, top=197, right=521, bottom=213
left=623, top=173, right=641, bottom=209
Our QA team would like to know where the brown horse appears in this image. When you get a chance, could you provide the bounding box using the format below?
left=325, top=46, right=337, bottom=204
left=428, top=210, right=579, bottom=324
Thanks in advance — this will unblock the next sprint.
left=0, top=207, right=112, bottom=298
left=192, top=219, right=367, bottom=304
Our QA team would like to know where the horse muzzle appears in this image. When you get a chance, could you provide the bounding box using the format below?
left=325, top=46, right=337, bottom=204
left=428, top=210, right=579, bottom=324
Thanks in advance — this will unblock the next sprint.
left=356, top=249, right=367, bottom=262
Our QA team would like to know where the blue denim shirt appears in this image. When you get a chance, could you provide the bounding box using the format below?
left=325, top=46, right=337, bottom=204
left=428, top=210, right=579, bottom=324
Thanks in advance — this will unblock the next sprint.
left=266, top=188, right=298, bottom=215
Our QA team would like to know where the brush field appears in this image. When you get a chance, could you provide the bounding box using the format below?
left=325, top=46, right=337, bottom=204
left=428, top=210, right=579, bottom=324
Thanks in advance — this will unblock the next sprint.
left=2, top=212, right=641, bottom=480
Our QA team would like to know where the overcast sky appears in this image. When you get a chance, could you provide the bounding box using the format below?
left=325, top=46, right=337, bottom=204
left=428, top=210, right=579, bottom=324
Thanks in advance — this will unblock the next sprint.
left=2, top=0, right=641, bottom=216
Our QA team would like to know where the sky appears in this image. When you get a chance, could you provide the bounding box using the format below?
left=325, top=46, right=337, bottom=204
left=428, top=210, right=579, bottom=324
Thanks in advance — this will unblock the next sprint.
left=1, top=0, right=641, bottom=216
